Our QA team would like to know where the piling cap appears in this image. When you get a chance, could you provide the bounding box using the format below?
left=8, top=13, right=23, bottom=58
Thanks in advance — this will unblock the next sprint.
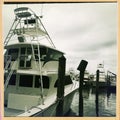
left=77, top=60, right=88, bottom=71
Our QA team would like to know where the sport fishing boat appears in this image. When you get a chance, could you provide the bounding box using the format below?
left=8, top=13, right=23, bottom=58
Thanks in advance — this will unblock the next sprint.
left=92, top=63, right=107, bottom=87
left=4, top=7, right=79, bottom=116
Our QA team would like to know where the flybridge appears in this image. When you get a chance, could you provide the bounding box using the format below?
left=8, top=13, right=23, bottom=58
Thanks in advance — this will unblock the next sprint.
left=4, top=7, right=79, bottom=117
left=4, top=7, right=55, bottom=48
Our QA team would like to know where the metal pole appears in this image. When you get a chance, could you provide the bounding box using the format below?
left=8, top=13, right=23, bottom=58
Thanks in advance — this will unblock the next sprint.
left=77, top=60, right=88, bottom=117
left=56, top=55, right=66, bottom=116
left=96, top=70, right=99, bottom=117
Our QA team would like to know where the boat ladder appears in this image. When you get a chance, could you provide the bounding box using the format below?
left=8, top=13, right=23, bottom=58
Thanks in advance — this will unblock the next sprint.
left=31, top=40, right=44, bottom=104
left=4, top=55, right=11, bottom=71
left=4, top=61, right=16, bottom=91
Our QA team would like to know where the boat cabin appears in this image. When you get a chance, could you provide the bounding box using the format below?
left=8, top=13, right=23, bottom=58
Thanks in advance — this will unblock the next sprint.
left=4, top=7, right=74, bottom=116
left=4, top=43, right=73, bottom=111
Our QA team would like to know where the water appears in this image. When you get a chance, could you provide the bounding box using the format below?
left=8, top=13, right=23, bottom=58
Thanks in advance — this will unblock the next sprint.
left=67, top=87, right=116, bottom=117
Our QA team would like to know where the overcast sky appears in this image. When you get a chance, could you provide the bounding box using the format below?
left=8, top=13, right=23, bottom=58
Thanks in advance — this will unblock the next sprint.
left=3, top=3, right=117, bottom=74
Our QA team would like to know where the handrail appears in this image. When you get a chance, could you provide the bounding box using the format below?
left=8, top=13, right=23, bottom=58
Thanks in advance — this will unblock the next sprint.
left=4, top=55, right=11, bottom=70
left=4, top=61, right=17, bottom=91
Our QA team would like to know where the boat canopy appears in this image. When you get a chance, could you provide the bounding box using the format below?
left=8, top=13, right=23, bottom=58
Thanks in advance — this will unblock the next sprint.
left=14, top=7, right=31, bottom=18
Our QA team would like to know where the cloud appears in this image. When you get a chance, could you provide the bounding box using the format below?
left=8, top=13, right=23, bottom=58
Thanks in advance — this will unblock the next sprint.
left=3, top=3, right=117, bottom=74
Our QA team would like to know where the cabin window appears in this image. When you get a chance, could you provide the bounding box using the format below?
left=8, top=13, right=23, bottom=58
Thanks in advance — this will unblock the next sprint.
left=19, top=56, right=25, bottom=67
left=33, top=47, right=47, bottom=61
left=24, top=19, right=36, bottom=24
left=35, top=76, right=49, bottom=88
left=27, top=48, right=32, bottom=55
left=49, top=50, right=62, bottom=60
left=32, top=46, right=63, bottom=63
left=19, top=47, right=32, bottom=68
left=54, top=75, right=73, bottom=87
left=9, top=74, right=16, bottom=85
left=20, top=47, right=32, bottom=55
left=20, top=47, right=26, bottom=55
left=8, top=48, right=19, bottom=61
left=43, top=49, right=63, bottom=65
left=49, top=49, right=63, bottom=61
left=19, top=75, right=33, bottom=87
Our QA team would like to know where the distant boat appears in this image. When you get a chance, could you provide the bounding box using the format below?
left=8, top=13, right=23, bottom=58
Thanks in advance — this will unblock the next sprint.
left=83, top=70, right=92, bottom=86
left=106, top=71, right=116, bottom=91
left=92, top=63, right=107, bottom=87
left=4, top=7, right=79, bottom=116
left=84, top=70, right=90, bottom=81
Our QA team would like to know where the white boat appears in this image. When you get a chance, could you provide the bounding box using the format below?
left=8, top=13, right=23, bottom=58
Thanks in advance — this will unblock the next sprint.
left=83, top=70, right=91, bottom=86
left=107, top=71, right=116, bottom=89
left=84, top=70, right=90, bottom=81
left=92, top=63, right=107, bottom=87
left=4, top=7, right=79, bottom=117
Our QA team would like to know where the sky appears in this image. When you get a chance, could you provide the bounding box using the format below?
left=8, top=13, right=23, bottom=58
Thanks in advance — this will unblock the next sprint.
left=2, top=3, right=117, bottom=74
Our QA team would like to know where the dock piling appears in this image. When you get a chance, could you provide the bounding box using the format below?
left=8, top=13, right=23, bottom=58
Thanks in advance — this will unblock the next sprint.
left=96, top=70, right=99, bottom=117
left=56, top=55, right=66, bottom=116
left=77, top=60, right=88, bottom=117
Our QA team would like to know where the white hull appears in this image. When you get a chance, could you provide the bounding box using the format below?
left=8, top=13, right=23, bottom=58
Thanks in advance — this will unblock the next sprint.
left=32, top=89, right=77, bottom=116
left=5, top=82, right=79, bottom=117
left=4, top=7, right=79, bottom=117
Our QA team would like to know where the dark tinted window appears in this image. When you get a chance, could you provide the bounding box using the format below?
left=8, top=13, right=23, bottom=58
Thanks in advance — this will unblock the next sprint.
left=9, top=74, right=16, bottom=85
left=20, top=47, right=26, bottom=55
left=35, top=76, right=49, bottom=88
left=19, top=75, right=33, bottom=87
left=33, top=47, right=47, bottom=61
left=19, top=47, right=32, bottom=68
left=27, top=48, right=32, bottom=55
left=19, top=56, right=25, bottom=67
left=8, top=48, right=19, bottom=61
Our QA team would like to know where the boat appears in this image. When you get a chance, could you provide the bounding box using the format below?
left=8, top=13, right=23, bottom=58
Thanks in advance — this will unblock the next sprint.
left=92, top=63, right=107, bottom=87
left=82, top=70, right=95, bottom=86
left=84, top=70, right=90, bottom=81
left=83, top=70, right=90, bottom=86
left=106, top=71, right=116, bottom=91
left=4, top=7, right=79, bottom=117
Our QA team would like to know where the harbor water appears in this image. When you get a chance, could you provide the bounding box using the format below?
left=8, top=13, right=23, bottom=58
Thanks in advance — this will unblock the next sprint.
left=66, top=87, right=116, bottom=117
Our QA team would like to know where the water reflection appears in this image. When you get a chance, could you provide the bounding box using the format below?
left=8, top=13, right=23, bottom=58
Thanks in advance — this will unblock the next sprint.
left=67, top=87, right=116, bottom=117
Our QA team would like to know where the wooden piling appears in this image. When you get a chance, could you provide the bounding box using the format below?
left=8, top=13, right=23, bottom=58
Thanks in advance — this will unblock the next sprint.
left=96, top=70, right=99, bottom=117
left=77, top=60, right=88, bottom=117
left=106, top=71, right=110, bottom=86
left=56, top=55, right=66, bottom=116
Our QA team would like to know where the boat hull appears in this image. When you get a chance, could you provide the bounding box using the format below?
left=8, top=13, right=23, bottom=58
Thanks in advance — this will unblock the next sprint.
left=31, top=89, right=77, bottom=116
left=92, top=81, right=107, bottom=87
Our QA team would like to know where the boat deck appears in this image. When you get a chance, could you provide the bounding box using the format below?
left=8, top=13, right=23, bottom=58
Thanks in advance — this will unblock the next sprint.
left=4, top=107, right=24, bottom=116
left=4, top=83, right=79, bottom=117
